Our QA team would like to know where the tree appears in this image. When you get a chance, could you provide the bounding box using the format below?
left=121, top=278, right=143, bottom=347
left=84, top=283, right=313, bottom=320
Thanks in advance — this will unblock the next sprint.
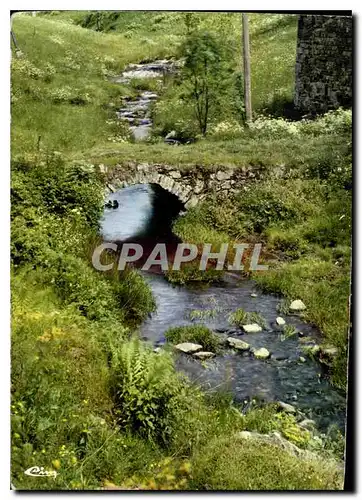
left=180, top=31, right=231, bottom=136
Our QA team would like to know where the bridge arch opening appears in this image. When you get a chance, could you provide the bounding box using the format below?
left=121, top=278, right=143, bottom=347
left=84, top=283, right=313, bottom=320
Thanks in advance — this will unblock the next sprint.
left=101, top=183, right=185, bottom=271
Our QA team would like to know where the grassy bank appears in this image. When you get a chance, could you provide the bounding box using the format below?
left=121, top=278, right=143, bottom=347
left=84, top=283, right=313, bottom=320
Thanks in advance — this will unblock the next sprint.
left=11, top=12, right=349, bottom=490
left=172, top=111, right=351, bottom=389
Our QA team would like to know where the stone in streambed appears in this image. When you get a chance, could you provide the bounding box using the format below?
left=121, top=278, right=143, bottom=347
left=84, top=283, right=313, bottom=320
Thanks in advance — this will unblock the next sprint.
left=251, top=293, right=258, bottom=298
left=193, top=351, right=216, bottom=360
left=289, top=299, right=306, bottom=312
left=242, top=323, right=262, bottom=333
left=227, top=337, right=250, bottom=351
left=175, top=342, right=203, bottom=354
left=252, top=347, right=270, bottom=360
left=276, top=317, right=286, bottom=326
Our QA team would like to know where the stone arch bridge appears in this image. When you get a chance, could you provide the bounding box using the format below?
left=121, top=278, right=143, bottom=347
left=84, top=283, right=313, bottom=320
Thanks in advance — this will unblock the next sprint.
left=99, top=163, right=262, bottom=209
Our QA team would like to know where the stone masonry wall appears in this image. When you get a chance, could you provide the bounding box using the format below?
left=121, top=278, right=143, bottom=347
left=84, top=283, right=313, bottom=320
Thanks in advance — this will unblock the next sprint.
left=99, top=163, right=262, bottom=209
left=294, top=15, right=352, bottom=115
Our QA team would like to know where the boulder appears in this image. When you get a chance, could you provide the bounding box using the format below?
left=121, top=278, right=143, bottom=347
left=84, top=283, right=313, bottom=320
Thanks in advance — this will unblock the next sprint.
left=193, top=351, right=216, bottom=360
left=290, top=299, right=306, bottom=312
left=277, top=401, right=296, bottom=413
left=299, top=419, right=316, bottom=430
left=175, top=342, right=203, bottom=354
left=227, top=337, right=250, bottom=351
left=298, top=356, right=306, bottom=363
left=252, top=347, right=270, bottom=360
left=250, top=293, right=258, bottom=298
left=243, top=323, right=262, bottom=333
left=276, top=317, right=286, bottom=326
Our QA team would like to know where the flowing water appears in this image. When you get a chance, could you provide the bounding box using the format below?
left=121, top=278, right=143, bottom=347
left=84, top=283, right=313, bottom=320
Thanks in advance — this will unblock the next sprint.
left=100, top=183, right=346, bottom=432
left=113, top=59, right=179, bottom=141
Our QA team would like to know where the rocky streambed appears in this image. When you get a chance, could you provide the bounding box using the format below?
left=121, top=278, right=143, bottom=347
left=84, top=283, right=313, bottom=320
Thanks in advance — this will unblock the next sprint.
left=113, top=59, right=181, bottom=141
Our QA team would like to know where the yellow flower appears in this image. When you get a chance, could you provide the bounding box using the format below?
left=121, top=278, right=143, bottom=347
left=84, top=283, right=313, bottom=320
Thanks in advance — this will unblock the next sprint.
left=179, top=462, right=191, bottom=474
left=52, top=459, right=61, bottom=469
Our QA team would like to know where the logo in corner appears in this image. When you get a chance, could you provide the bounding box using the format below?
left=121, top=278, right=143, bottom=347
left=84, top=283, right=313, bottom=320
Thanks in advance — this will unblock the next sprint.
left=24, top=466, right=57, bottom=478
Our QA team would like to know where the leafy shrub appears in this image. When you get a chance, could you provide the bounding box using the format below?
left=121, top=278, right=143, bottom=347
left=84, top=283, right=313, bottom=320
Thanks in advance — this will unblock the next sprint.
left=109, top=339, right=185, bottom=444
left=208, top=120, right=244, bottom=140
left=152, top=91, right=198, bottom=142
left=165, top=325, right=220, bottom=352
left=299, top=108, right=352, bottom=137
left=249, top=115, right=300, bottom=137
left=178, top=31, right=233, bottom=135
left=11, top=58, right=55, bottom=81
left=11, top=153, right=103, bottom=228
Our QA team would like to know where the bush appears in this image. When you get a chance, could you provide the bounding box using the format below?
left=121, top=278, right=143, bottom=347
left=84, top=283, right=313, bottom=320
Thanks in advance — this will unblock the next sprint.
left=11, top=153, right=103, bottom=229
left=178, top=31, right=233, bottom=135
left=109, top=339, right=186, bottom=444
left=165, top=325, right=220, bottom=352
left=152, top=90, right=199, bottom=142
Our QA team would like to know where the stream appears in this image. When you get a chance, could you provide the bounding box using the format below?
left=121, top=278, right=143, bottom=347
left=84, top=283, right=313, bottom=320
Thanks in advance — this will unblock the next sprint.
left=100, top=61, right=347, bottom=433
left=100, top=183, right=346, bottom=433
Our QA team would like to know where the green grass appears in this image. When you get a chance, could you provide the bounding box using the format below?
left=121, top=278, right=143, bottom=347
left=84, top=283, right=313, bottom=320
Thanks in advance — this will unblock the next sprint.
left=228, top=309, right=267, bottom=329
left=165, top=325, right=220, bottom=352
left=11, top=13, right=179, bottom=156
left=190, top=436, right=343, bottom=490
left=87, top=133, right=349, bottom=169
left=11, top=11, right=299, bottom=159
left=11, top=11, right=350, bottom=491
left=46, top=11, right=297, bottom=112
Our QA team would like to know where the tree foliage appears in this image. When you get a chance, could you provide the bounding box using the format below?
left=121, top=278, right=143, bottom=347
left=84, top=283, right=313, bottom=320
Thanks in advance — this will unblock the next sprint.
left=179, top=31, right=232, bottom=135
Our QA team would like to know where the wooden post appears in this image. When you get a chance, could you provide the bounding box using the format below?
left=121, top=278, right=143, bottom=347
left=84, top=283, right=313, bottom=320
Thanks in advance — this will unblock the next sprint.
left=242, top=13, right=252, bottom=123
